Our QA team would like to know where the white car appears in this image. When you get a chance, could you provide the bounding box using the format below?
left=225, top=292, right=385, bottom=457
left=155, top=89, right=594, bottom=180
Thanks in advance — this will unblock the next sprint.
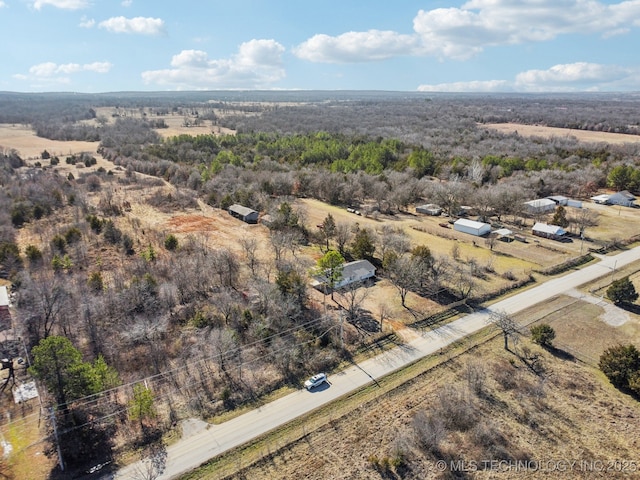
left=304, top=373, right=328, bottom=390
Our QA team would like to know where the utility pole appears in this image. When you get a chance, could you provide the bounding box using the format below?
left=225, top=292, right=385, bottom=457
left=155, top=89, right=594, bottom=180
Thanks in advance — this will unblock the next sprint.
left=50, top=407, right=65, bottom=472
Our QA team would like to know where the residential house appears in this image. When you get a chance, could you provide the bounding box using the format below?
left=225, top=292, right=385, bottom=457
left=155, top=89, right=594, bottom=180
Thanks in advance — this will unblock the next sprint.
left=312, top=259, right=376, bottom=290
left=532, top=222, right=566, bottom=240
left=607, top=190, right=636, bottom=207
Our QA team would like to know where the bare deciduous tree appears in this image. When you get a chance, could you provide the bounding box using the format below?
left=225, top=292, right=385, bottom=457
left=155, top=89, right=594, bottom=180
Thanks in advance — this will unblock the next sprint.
left=487, top=309, right=520, bottom=351
left=240, top=236, right=260, bottom=276
left=334, top=222, right=352, bottom=257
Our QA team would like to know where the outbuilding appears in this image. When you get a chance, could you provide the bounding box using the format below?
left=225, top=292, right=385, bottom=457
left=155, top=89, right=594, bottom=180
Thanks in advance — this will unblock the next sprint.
left=228, top=204, right=259, bottom=224
left=523, top=198, right=557, bottom=214
left=547, top=195, right=568, bottom=206
left=532, top=222, right=566, bottom=240
left=453, top=218, right=491, bottom=237
left=416, top=204, right=442, bottom=216
left=493, top=228, right=514, bottom=242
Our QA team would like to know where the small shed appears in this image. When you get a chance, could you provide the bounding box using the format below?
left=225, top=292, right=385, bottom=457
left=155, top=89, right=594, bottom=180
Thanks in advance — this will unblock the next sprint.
left=453, top=218, right=491, bottom=237
left=524, top=198, right=556, bottom=214
left=493, top=228, right=514, bottom=242
left=532, top=222, right=566, bottom=240
left=416, top=204, right=442, bottom=216
left=608, top=190, right=636, bottom=207
left=228, top=204, right=259, bottom=224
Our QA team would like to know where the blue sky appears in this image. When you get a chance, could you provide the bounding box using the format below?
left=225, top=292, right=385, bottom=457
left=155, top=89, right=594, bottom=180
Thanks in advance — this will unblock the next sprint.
left=1, top=0, right=639, bottom=93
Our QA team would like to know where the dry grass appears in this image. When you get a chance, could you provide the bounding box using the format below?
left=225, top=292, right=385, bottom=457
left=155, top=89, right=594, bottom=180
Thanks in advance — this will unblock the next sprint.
left=0, top=124, right=99, bottom=160
left=3, top=119, right=640, bottom=479
left=483, top=122, right=640, bottom=145
left=187, top=298, right=640, bottom=480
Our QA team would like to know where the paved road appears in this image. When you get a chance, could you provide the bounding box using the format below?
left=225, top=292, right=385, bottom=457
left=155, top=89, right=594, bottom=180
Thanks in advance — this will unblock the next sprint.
left=114, top=246, right=640, bottom=480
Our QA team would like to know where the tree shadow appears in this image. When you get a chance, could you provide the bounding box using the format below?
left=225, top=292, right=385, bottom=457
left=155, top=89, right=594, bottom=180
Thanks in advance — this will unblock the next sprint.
left=349, top=308, right=381, bottom=333
left=617, top=303, right=640, bottom=314
left=545, top=346, right=576, bottom=362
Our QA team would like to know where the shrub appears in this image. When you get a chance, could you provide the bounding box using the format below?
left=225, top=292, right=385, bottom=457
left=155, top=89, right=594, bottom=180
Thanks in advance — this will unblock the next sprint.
left=88, top=272, right=104, bottom=292
left=51, top=234, right=67, bottom=253
left=64, top=227, right=82, bottom=245
left=122, top=234, right=135, bottom=255
left=24, top=245, right=43, bottom=263
left=87, top=215, right=103, bottom=234
left=599, top=344, right=640, bottom=389
left=164, top=234, right=178, bottom=251
left=412, top=411, right=445, bottom=453
left=607, top=276, right=638, bottom=305
left=530, top=324, right=556, bottom=348
left=103, top=221, right=122, bottom=245
left=11, top=204, right=29, bottom=227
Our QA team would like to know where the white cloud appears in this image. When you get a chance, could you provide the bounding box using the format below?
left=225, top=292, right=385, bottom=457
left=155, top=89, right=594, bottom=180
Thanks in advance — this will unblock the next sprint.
left=121, top=0, right=132, bottom=6
left=98, top=16, right=165, bottom=36
left=79, top=16, right=95, bottom=28
left=295, top=0, right=640, bottom=63
left=31, top=0, right=89, bottom=10
left=27, top=61, right=113, bottom=77
left=417, top=62, right=638, bottom=93
left=514, top=62, right=635, bottom=91
left=0, top=1, right=6, bottom=8
left=142, top=40, right=286, bottom=89
left=293, top=30, right=419, bottom=63
left=417, top=80, right=511, bottom=92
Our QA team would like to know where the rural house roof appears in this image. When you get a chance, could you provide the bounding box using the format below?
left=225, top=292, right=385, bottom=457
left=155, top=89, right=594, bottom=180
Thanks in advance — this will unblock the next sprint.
left=613, top=190, right=636, bottom=200
left=342, top=259, right=376, bottom=279
left=532, top=222, right=566, bottom=236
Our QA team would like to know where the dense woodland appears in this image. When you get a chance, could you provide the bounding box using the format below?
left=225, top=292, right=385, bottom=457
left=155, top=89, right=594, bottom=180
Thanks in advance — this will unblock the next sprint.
left=1, top=92, right=640, bottom=477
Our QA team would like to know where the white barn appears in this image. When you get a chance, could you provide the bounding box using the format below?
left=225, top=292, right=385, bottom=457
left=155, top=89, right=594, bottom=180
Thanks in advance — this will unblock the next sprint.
left=524, top=198, right=556, bottom=214
left=453, top=218, right=491, bottom=237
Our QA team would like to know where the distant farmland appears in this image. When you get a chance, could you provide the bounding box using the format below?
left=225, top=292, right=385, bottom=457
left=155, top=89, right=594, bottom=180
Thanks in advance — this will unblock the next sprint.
left=483, top=122, right=640, bottom=145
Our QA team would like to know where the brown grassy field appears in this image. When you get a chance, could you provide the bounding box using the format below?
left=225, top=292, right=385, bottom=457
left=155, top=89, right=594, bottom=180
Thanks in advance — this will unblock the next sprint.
left=3, top=119, right=640, bottom=479
left=483, top=123, right=640, bottom=145
left=187, top=295, right=640, bottom=480
left=0, top=124, right=100, bottom=160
